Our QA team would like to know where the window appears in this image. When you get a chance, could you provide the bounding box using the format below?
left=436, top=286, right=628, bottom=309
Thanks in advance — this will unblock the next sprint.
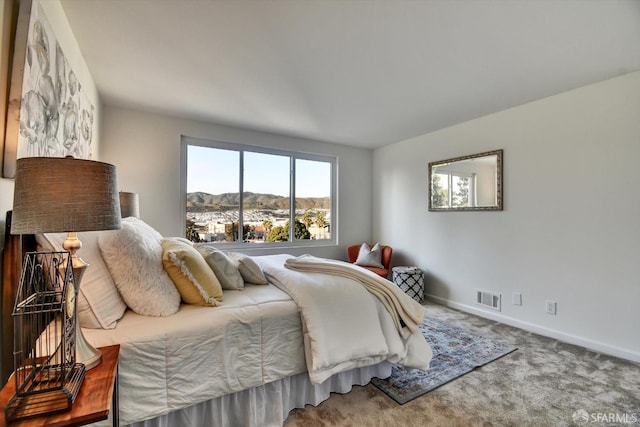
left=432, top=172, right=476, bottom=208
left=182, top=136, right=336, bottom=246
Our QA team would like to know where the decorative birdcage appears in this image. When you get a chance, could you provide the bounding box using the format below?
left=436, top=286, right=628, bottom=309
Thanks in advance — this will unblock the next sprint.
left=5, top=251, right=85, bottom=421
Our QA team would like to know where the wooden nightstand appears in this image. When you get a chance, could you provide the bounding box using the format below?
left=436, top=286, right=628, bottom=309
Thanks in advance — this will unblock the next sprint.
left=0, top=344, right=120, bottom=427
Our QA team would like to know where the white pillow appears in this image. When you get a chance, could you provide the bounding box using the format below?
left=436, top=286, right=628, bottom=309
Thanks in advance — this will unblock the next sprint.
left=99, top=217, right=181, bottom=317
left=36, top=232, right=126, bottom=329
left=354, top=242, right=384, bottom=268
left=194, top=244, right=244, bottom=290
left=227, top=252, right=269, bottom=285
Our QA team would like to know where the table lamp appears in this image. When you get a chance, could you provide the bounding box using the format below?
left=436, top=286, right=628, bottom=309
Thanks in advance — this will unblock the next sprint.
left=10, top=156, right=121, bottom=370
left=119, top=191, right=140, bottom=218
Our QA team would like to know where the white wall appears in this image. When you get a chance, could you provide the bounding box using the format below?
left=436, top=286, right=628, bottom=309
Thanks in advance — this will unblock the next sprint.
left=0, top=0, right=101, bottom=252
left=474, top=162, right=495, bottom=206
left=373, top=71, right=640, bottom=362
left=100, top=106, right=373, bottom=260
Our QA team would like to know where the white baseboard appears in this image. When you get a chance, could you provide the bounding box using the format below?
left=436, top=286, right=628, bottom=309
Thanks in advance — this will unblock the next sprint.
left=425, top=294, right=640, bottom=364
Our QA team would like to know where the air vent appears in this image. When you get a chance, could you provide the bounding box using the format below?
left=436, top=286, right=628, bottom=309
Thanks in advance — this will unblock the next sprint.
left=476, top=290, right=501, bottom=311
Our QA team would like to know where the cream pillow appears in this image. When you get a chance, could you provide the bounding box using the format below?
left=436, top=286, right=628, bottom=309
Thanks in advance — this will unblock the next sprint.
left=227, top=252, right=268, bottom=285
left=162, top=239, right=223, bottom=306
left=99, top=217, right=181, bottom=317
left=355, top=242, right=384, bottom=268
left=36, top=231, right=126, bottom=329
left=194, top=244, right=244, bottom=290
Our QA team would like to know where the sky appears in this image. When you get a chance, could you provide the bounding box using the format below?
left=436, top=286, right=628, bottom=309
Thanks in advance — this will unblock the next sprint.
left=187, top=145, right=330, bottom=198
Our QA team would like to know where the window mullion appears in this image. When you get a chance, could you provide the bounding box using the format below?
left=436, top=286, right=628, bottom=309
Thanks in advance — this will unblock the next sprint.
left=238, top=150, right=244, bottom=242
left=289, top=156, right=295, bottom=241
left=470, top=173, right=476, bottom=207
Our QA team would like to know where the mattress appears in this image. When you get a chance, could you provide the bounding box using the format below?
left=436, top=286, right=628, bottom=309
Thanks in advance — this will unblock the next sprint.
left=83, top=284, right=306, bottom=425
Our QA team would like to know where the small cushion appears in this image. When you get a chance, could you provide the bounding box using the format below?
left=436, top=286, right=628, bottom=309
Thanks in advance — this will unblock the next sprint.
left=162, top=238, right=223, bottom=306
left=36, top=231, right=126, bottom=329
left=354, top=243, right=384, bottom=268
left=167, top=236, right=195, bottom=246
left=227, top=252, right=269, bottom=285
left=194, top=244, right=244, bottom=290
left=99, top=217, right=181, bottom=317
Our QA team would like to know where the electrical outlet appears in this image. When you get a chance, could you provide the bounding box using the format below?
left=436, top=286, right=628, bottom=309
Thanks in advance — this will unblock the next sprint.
left=546, top=300, right=557, bottom=315
left=512, top=293, right=522, bottom=306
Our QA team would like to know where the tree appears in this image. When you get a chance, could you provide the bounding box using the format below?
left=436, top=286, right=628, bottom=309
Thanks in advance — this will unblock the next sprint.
left=262, top=219, right=273, bottom=235
left=452, top=177, right=470, bottom=207
left=265, top=219, right=310, bottom=242
left=315, top=212, right=327, bottom=238
left=186, top=219, right=201, bottom=243
left=432, top=174, right=448, bottom=208
left=245, top=225, right=256, bottom=241
left=301, top=211, right=313, bottom=229
left=293, top=219, right=311, bottom=240
left=225, top=222, right=238, bottom=242
left=266, top=225, right=287, bottom=242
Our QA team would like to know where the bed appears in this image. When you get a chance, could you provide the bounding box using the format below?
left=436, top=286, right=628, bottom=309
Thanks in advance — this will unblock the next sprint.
left=1, top=215, right=432, bottom=426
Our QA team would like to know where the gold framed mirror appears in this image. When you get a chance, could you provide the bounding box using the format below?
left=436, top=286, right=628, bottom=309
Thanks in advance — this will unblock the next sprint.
left=428, top=149, right=503, bottom=211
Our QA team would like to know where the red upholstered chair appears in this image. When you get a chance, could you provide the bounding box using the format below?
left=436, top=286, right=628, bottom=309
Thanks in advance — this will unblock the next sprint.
left=347, top=244, right=393, bottom=279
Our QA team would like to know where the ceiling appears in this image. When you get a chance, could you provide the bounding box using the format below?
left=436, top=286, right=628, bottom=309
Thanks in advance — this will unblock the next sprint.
left=60, top=0, right=640, bottom=149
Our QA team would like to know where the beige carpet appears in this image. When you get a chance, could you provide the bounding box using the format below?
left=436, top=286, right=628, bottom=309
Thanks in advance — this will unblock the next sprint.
left=284, top=301, right=640, bottom=426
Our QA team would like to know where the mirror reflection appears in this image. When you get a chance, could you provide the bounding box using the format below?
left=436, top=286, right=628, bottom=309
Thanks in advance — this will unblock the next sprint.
left=428, top=149, right=503, bottom=211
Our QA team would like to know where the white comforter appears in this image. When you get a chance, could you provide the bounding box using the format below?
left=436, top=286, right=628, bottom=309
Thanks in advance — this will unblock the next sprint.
left=255, top=254, right=432, bottom=384
left=84, top=284, right=306, bottom=425
left=83, top=254, right=432, bottom=424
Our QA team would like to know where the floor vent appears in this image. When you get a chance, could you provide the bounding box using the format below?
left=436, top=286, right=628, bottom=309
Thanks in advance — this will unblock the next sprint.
left=476, top=290, right=501, bottom=311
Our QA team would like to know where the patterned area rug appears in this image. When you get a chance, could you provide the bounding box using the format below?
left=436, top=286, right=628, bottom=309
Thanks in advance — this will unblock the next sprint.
left=371, top=316, right=517, bottom=404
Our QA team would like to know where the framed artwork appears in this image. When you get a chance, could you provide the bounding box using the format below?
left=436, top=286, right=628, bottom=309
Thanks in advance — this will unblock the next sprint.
left=0, top=0, right=15, bottom=172
left=2, top=0, right=95, bottom=178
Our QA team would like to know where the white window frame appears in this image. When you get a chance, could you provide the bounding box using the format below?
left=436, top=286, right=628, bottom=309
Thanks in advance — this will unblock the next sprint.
left=181, top=135, right=337, bottom=249
left=447, top=172, right=476, bottom=208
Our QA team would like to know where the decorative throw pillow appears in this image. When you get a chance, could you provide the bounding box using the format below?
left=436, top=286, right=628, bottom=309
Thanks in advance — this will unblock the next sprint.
left=162, top=239, right=223, bottom=305
left=226, top=252, right=269, bottom=285
left=98, top=217, right=181, bottom=317
left=36, top=231, right=126, bottom=329
left=167, top=236, right=195, bottom=246
left=194, top=244, right=244, bottom=290
left=354, top=242, right=384, bottom=268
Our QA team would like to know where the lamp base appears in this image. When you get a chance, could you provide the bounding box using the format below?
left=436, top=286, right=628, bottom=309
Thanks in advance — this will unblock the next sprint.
left=66, top=239, right=102, bottom=370
left=76, top=328, right=102, bottom=370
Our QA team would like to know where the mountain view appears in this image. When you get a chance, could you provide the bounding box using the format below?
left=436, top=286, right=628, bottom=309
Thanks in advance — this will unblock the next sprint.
left=186, top=192, right=332, bottom=243
left=186, top=191, right=330, bottom=212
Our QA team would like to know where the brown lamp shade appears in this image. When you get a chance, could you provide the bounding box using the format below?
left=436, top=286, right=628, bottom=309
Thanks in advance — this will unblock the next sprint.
left=11, top=157, right=122, bottom=235
left=119, top=192, right=140, bottom=218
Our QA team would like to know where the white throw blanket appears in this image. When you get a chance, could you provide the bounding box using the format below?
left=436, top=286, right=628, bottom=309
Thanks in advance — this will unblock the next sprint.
left=255, top=254, right=432, bottom=384
left=285, top=254, right=425, bottom=339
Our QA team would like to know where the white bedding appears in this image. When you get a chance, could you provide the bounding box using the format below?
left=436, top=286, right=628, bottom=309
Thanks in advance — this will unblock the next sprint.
left=123, top=362, right=392, bottom=427
left=83, top=254, right=432, bottom=426
left=284, top=254, right=425, bottom=337
left=255, top=254, right=432, bottom=384
left=84, top=283, right=306, bottom=425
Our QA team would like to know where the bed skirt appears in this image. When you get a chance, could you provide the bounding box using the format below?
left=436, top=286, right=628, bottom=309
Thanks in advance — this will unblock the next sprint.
left=92, top=362, right=392, bottom=427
